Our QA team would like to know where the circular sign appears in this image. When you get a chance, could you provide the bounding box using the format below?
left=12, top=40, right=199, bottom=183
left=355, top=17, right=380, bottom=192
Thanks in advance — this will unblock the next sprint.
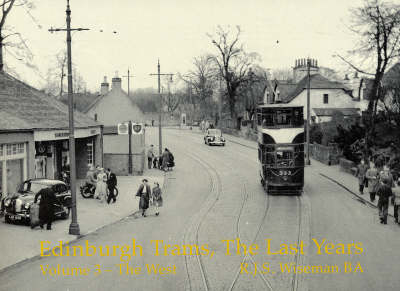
left=132, top=124, right=142, bottom=134
left=37, top=144, right=46, bottom=154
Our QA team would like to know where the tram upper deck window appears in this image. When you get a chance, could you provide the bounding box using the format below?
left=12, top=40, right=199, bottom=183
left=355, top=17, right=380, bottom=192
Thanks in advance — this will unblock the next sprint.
left=274, top=110, right=291, bottom=125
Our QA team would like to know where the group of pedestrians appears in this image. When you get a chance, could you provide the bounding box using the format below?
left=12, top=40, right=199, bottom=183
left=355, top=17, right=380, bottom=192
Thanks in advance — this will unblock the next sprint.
left=135, top=179, right=163, bottom=217
left=356, top=159, right=400, bottom=225
left=85, top=166, right=118, bottom=204
left=147, top=145, right=175, bottom=172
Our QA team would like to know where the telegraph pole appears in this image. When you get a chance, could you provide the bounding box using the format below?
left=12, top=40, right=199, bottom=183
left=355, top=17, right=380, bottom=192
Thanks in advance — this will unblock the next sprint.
left=123, top=69, right=134, bottom=174
left=306, top=58, right=311, bottom=166
left=49, top=0, right=89, bottom=235
left=150, top=59, right=174, bottom=156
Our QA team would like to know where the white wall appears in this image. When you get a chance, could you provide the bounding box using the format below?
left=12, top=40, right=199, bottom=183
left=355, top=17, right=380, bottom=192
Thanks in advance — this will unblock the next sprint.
left=288, top=89, right=364, bottom=119
left=87, top=89, right=145, bottom=126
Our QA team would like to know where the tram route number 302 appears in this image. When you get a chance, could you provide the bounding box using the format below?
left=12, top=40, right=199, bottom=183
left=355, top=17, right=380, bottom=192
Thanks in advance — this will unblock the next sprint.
left=279, top=170, right=292, bottom=176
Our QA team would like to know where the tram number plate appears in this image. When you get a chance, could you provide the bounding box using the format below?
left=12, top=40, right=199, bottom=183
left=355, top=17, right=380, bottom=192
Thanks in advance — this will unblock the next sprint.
left=279, top=170, right=292, bottom=176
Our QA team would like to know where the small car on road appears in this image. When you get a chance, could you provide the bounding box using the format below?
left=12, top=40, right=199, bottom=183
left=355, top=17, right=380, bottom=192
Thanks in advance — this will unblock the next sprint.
left=204, top=128, right=226, bottom=146
left=2, top=179, right=72, bottom=225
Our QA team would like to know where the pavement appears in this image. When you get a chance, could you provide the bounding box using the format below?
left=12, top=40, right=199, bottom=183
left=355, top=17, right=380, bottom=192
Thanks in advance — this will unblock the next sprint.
left=0, top=168, right=165, bottom=272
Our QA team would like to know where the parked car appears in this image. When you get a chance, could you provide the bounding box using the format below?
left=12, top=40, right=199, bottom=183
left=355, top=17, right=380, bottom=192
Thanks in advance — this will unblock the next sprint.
left=2, top=179, right=72, bottom=225
left=204, top=128, right=226, bottom=146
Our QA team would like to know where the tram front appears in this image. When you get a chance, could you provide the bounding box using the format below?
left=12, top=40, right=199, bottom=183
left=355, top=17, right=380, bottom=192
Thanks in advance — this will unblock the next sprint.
left=257, top=105, right=305, bottom=195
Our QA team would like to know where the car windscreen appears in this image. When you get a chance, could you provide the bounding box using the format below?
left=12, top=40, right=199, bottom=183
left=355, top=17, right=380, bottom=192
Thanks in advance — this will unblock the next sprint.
left=29, top=182, right=48, bottom=194
left=208, top=129, right=221, bottom=136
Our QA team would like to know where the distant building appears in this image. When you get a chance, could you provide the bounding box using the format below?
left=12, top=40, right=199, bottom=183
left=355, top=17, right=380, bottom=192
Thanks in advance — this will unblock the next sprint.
left=84, top=74, right=145, bottom=126
left=0, top=72, right=103, bottom=195
left=262, top=58, right=366, bottom=122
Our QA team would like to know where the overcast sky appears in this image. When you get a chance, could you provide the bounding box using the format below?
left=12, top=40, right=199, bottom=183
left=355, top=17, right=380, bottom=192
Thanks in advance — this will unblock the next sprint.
left=5, top=0, right=365, bottom=93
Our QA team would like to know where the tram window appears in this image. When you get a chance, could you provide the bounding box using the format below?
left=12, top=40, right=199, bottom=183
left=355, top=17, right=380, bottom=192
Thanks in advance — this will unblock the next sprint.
left=275, top=110, right=291, bottom=125
left=276, top=151, right=293, bottom=160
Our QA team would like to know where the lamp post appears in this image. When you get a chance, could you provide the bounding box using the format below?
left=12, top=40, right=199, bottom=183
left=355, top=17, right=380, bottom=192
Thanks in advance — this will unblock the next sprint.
left=49, top=0, right=89, bottom=235
left=149, top=60, right=173, bottom=156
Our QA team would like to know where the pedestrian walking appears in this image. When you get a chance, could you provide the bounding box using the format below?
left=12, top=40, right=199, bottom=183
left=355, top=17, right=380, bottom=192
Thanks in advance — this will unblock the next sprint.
left=136, top=179, right=151, bottom=217
left=152, top=182, right=163, bottom=216
left=377, top=178, right=393, bottom=224
left=355, top=159, right=369, bottom=195
left=366, top=163, right=379, bottom=202
left=147, top=145, right=154, bottom=169
left=393, top=179, right=400, bottom=224
left=34, top=187, right=57, bottom=230
left=106, top=168, right=117, bottom=204
left=94, top=168, right=107, bottom=202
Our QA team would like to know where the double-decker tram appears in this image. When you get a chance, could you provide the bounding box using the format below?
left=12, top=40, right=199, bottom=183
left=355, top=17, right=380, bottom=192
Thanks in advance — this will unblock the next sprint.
left=256, top=104, right=305, bottom=195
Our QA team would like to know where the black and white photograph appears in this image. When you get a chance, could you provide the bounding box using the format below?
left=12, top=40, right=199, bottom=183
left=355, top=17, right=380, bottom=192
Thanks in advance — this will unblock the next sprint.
left=0, top=0, right=400, bottom=290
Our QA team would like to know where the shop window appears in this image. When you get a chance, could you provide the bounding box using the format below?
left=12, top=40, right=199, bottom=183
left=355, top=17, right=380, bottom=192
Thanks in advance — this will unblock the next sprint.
left=87, top=141, right=94, bottom=166
left=18, top=143, right=24, bottom=154
left=6, top=144, right=12, bottom=155
left=0, top=145, right=3, bottom=156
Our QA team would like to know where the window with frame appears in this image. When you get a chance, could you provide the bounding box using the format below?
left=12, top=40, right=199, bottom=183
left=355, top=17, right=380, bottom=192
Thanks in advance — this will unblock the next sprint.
left=0, top=144, right=3, bottom=156
left=323, top=94, right=329, bottom=104
left=87, top=141, right=94, bottom=166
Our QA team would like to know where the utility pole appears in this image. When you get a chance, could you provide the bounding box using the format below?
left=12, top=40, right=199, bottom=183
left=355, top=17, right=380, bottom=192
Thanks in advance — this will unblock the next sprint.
left=123, top=69, right=134, bottom=174
left=49, top=0, right=89, bottom=236
left=150, top=59, right=174, bottom=156
left=306, top=58, right=311, bottom=166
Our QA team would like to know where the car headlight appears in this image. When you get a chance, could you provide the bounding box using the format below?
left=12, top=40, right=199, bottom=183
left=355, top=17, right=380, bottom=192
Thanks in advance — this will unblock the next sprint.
left=24, top=202, right=30, bottom=209
left=4, top=199, right=10, bottom=207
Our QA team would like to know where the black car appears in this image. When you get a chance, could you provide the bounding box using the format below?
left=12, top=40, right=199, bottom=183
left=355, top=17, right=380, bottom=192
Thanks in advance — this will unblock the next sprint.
left=204, top=129, right=226, bottom=146
left=2, top=179, right=72, bottom=225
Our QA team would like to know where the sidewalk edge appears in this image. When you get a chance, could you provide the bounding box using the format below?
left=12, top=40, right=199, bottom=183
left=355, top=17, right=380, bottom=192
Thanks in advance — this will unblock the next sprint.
left=319, top=173, right=394, bottom=217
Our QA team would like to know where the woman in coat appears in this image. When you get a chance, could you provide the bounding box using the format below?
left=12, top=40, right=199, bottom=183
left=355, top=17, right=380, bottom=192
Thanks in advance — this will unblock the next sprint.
left=355, top=159, right=369, bottom=195
left=161, top=148, right=170, bottom=171
left=34, top=187, right=57, bottom=230
left=136, top=179, right=151, bottom=217
left=94, top=168, right=107, bottom=202
left=152, top=182, right=163, bottom=216
left=366, top=163, right=379, bottom=202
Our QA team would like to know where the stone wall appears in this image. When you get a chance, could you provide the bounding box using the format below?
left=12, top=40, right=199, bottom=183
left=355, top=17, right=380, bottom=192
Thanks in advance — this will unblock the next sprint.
left=339, top=158, right=356, bottom=175
left=309, top=143, right=340, bottom=165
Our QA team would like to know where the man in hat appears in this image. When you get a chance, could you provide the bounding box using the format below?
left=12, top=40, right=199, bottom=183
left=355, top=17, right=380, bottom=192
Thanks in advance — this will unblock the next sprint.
left=377, top=177, right=393, bottom=224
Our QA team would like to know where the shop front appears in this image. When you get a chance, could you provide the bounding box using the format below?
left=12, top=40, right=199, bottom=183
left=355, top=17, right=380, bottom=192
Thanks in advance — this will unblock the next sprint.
left=0, top=132, right=33, bottom=196
left=33, top=127, right=102, bottom=180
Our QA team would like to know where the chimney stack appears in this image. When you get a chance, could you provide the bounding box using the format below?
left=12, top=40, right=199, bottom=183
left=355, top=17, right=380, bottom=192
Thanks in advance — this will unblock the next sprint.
left=112, top=71, right=122, bottom=90
left=101, top=76, right=109, bottom=95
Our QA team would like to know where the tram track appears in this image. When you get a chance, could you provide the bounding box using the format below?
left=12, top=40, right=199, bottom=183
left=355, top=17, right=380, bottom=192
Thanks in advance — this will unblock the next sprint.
left=181, top=151, right=222, bottom=291
left=167, top=130, right=309, bottom=290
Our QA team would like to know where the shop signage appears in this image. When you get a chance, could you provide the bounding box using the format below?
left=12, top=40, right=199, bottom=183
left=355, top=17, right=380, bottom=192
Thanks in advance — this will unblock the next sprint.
left=55, top=132, right=69, bottom=138
left=118, top=123, right=129, bottom=135
left=34, top=127, right=101, bottom=141
left=132, top=123, right=143, bottom=135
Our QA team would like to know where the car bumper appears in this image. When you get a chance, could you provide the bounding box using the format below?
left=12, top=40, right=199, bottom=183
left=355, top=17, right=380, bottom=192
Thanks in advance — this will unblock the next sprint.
left=209, top=141, right=225, bottom=145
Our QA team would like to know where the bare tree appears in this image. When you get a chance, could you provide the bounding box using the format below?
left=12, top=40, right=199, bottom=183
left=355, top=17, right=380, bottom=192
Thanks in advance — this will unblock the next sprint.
left=180, top=54, right=216, bottom=117
left=337, top=0, right=400, bottom=157
left=161, top=77, right=181, bottom=114
left=208, top=25, right=260, bottom=128
left=0, top=0, right=34, bottom=71
left=271, top=68, right=292, bottom=81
